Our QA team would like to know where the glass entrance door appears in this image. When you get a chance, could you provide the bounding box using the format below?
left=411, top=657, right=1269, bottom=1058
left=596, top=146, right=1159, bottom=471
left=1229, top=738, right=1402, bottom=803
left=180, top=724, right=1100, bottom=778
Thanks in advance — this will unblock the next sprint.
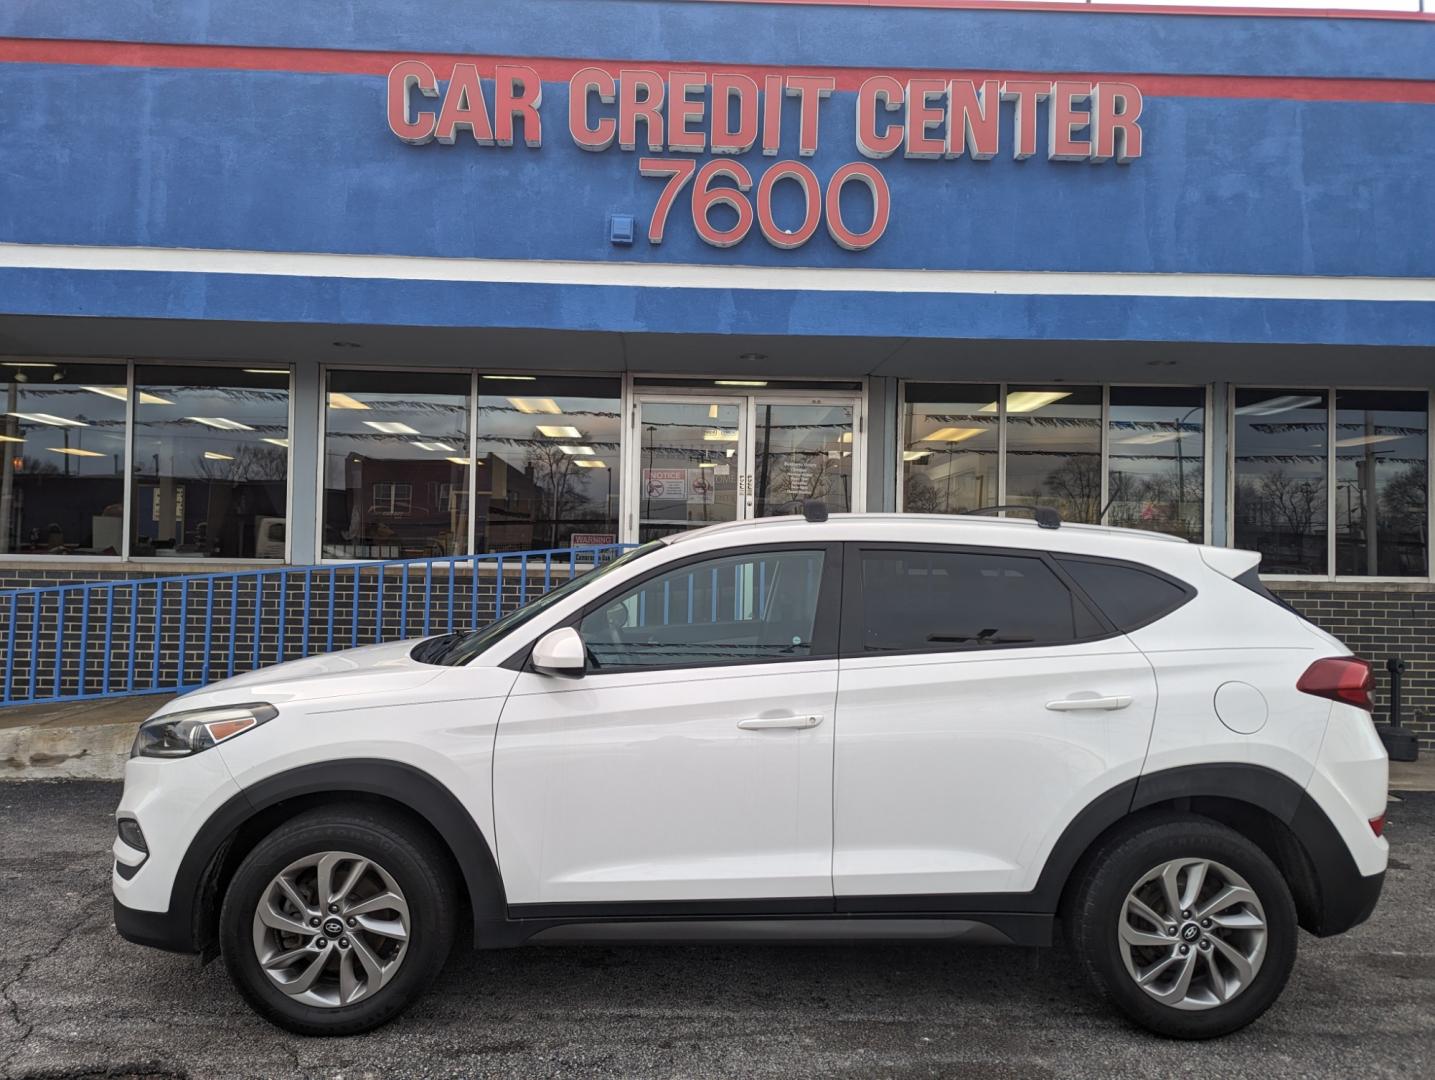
left=627, top=393, right=862, bottom=542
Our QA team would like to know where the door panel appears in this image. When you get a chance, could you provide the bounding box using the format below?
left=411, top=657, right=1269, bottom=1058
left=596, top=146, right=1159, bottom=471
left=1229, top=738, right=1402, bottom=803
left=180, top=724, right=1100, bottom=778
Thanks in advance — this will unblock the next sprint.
left=752, top=401, right=857, bottom=517
left=494, top=661, right=837, bottom=904
left=834, top=641, right=1157, bottom=897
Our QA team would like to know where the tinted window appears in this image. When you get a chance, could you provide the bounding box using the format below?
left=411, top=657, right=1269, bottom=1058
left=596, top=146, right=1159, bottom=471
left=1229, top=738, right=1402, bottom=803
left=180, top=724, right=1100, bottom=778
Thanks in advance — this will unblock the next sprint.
left=580, top=549, right=827, bottom=669
left=858, top=550, right=1102, bottom=653
left=1056, top=558, right=1191, bottom=631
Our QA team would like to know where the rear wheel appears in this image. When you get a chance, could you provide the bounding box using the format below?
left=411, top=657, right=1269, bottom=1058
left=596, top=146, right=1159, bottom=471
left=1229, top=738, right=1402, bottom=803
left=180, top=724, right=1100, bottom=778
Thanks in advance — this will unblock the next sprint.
left=1065, top=815, right=1298, bottom=1039
left=219, top=805, right=457, bottom=1036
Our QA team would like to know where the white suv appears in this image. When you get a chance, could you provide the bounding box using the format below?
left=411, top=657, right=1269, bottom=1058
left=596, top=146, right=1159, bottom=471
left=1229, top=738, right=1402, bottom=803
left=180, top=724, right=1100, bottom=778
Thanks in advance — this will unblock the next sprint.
left=112, top=510, right=1388, bottom=1039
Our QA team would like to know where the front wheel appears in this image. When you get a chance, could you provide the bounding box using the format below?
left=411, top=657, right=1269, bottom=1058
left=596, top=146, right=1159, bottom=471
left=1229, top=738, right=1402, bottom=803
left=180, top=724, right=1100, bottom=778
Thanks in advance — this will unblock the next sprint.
left=1065, top=816, right=1298, bottom=1039
left=219, top=805, right=457, bottom=1036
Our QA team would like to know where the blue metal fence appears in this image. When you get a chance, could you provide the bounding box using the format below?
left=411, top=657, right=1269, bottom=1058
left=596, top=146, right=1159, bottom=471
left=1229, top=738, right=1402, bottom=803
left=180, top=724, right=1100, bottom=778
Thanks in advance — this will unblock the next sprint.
left=0, top=544, right=630, bottom=708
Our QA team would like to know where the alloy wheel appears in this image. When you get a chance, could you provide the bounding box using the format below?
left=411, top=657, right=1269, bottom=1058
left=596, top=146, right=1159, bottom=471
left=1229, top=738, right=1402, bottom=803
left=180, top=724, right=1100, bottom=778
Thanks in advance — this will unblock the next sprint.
left=1117, top=857, right=1268, bottom=1011
left=251, top=850, right=411, bottom=1008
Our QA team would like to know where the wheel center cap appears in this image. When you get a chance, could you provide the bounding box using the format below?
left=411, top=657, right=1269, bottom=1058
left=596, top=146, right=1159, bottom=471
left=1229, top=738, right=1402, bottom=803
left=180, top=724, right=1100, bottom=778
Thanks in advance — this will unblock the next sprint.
left=323, top=918, right=344, bottom=937
left=1180, top=922, right=1201, bottom=942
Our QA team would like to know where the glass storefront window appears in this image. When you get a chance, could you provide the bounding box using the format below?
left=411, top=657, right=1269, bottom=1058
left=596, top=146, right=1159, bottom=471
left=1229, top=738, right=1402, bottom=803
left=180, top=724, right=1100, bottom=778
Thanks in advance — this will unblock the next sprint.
left=322, top=370, right=471, bottom=559
left=900, top=384, right=999, bottom=514
left=753, top=402, right=855, bottom=517
left=1335, top=390, right=1428, bottom=577
left=1107, top=387, right=1205, bottom=542
left=1004, top=385, right=1102, bottom=524
left=475, top=376, right=622, bottom=550
left=1, top=360, right=127, bottom=555
left=130, top=366, right=290, bottom=559
left=1233, top=388, right=1329, bottom=575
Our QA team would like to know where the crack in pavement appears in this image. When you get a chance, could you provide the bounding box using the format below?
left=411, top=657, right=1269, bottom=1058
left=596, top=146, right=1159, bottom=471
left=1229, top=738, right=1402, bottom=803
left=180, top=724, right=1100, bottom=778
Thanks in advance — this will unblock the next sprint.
left=1, top=891, right=111, bottom=1078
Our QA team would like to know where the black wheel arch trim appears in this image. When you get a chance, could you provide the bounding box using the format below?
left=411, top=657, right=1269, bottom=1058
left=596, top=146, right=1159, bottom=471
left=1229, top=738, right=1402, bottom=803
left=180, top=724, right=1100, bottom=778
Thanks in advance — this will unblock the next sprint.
left=117, top=759, right=508, bottom=955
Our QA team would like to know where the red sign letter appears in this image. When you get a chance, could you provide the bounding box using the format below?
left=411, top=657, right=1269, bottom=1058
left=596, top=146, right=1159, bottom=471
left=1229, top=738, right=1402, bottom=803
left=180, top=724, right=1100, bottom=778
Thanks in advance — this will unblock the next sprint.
left=619, top=69, right=666, bottom=152
left=569, top=67, right=616, bottom=152
left=667, top=72, right=708, bottom=153
left=494, top=65, right=543, bottom=147
left=1048, top=81, right=1093, bottom=162
left=948, top=79, right=999, bottom=160
left=785, top=75, right=835, bottom=157
left=435, top=64, right=494, bottom=145
left=387, top=60, right=439, bottom=144
left=855, top=76, right=903, bottom=160
left=711, top=73, right=759, bottom=155
left=904, top=79, right=947, bottom=160
left=1092, top=82, right=1144, bottom=163
left=1000, top=80, right=1052, bottom=161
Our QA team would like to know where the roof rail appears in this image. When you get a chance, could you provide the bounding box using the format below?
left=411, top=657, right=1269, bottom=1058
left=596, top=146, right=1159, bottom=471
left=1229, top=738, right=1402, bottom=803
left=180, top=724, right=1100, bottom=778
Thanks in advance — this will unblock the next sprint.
left=961, top=505, right=1062, bottom=530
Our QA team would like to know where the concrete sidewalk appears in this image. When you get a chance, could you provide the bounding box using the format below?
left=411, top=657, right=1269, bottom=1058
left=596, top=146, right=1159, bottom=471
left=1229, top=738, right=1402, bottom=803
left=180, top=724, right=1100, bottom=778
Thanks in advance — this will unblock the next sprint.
left=2, top=693, right=1433, bottom=788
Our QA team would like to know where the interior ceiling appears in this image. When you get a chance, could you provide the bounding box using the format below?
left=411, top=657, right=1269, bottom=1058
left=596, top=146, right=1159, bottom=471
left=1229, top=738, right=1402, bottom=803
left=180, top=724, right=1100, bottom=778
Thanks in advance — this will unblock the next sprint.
left=0, top=315, right=1430, bottom=388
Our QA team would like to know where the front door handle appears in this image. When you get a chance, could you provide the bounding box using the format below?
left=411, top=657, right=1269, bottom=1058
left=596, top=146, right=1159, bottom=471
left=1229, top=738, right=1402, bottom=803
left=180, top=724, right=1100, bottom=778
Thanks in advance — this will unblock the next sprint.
left=1045, top=695, right=1133, bottom=712
left=737, top=715, right=824, bottom=730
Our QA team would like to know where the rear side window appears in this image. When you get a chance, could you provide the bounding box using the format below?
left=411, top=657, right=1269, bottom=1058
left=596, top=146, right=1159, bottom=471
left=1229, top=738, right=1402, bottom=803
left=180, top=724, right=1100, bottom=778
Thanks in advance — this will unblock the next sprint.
left=1055, top=557, right=1193, bottom=632
left=1234, top=566, right=1312, bottom=623
left=856, top=549, right=1105, bottom=654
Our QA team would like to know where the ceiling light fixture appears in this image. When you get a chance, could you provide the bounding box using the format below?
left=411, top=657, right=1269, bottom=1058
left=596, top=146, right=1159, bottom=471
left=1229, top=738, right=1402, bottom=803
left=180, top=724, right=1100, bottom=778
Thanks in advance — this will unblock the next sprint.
left=924, top=426, right=986, bottom=443
left=187, top=416, right=254, bottom=431
left=243, top=368, right=289, bottom=375
left=410, top=440, right=457, bottom=452
left=1234, top=395, right=1322, bottom=418
left=1335, top=433, right=1405, bottom=449
left=203, top=451, right=234, bottom=461
left=327, top=392, right=370, bottom=411
left=363, top=421, right=420, bottom=435
left=9, top=411, right=87, bottom=427
left=445, top=456, right=474, bottom=466
left=3, top=362, right=58, bottom=368
left=82, top=386, right=173, bottom=405
left=262, top=438, right=290, bottom=448
left=49, top=446, right=104, bottom=458
left=558, top=444, right=596, bottom=455
left=981, top=391, right=1072, bottom=414
left=715, top=380, right=767, bottom=387
left=575, top=459, right=608, bottom=468
left=512, top=398, right=563, bottom=415
left=537, top=424, right=582, bottom=439
left=483, top=375, right=536, bottom=381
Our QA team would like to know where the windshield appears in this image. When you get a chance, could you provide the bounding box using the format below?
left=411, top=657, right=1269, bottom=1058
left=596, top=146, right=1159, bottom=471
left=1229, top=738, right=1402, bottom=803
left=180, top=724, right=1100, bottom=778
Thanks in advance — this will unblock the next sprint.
left=411, top=542, right=663, bottom=667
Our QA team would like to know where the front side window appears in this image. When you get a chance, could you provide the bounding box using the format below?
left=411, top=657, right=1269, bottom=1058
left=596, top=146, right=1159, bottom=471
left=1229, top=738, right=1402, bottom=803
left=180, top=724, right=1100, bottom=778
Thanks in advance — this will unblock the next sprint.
left=130, top=366, right=290, bottom=559
left=322, top=370, right=471, bottom=560
left=1, top=360, right=127, bottom=556
left=475, top=376, right=621, bottom=551
left=579, top=548, right=829, bottom=670
left=1233, top=389, right=1329, bottom=575
left=1335, top=390, right=1428, bottom=577
left=857, top=549, right=1103, bottom=654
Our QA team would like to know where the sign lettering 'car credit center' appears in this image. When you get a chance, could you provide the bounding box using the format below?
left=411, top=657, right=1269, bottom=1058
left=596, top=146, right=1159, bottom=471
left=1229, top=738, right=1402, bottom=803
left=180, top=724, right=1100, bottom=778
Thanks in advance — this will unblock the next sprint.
left=386, top=62, right=1145, bottom=251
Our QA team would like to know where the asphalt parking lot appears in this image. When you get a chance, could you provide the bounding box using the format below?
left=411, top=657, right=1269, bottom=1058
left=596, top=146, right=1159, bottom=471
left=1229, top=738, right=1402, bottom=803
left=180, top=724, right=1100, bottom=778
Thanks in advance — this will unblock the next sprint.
left=1, top=781, right=1431, bottom=1080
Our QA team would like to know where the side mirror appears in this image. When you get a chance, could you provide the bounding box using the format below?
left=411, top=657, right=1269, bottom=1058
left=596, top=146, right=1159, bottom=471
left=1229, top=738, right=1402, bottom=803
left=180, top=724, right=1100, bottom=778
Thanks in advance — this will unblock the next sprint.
left=531, top=626, right=586, bottom=676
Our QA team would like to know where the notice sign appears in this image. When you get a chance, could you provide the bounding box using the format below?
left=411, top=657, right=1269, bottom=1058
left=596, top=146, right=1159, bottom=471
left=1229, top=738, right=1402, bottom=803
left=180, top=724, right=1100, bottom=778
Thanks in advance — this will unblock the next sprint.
left=644, top=468, right=687, bottom=500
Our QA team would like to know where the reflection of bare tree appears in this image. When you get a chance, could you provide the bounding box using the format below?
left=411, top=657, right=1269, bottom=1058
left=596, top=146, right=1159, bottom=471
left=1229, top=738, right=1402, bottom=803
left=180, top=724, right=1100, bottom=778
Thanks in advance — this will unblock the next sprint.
left=1381, top=463, right=1429, bottom=543
left=1043, top=455, right=1101, bottom=522
left=903, top=474, right=945, bottom=514
left=196, top=445, right=287, bottom=483
left=525, top=443, right=584, bottom=548
left=1257, top=468, right=1324, bottom=537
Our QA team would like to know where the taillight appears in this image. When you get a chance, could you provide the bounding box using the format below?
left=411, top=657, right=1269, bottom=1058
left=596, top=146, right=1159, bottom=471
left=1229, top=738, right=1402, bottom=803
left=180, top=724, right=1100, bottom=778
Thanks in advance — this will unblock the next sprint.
left=1369, top=813, right=1386, bottom=838
left=1297, top=657, right=1374, bottom=712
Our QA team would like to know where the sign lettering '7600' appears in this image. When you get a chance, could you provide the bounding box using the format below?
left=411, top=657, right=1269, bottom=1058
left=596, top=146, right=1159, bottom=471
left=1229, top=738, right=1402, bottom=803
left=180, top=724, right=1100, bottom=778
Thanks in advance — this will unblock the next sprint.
left=388, top=61, right=1143, bottom=251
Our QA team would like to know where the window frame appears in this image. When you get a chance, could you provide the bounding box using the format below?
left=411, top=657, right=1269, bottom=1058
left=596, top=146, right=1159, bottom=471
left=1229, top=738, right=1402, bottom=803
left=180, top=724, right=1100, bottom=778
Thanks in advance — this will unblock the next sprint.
left=533, top=541, right=846, bottom=675
left=1226, top=384, right=1433, bottom=582
left=0, top=356, right=295, bottom=564
left=895, top=381, right=1213, bottom=544
left=839, top=541, right=1118, bottom=660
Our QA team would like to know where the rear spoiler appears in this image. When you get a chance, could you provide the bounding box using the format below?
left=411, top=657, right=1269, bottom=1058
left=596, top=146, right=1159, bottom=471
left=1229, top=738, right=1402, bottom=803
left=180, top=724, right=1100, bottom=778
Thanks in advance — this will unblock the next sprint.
left=1198, top=546, right=1261, bottom=580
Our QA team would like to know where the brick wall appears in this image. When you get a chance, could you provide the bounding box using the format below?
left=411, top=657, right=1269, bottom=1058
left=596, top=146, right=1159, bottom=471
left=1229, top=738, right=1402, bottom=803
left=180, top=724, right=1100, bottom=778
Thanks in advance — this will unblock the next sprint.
left=1269, top=581, right=1435, bottom=751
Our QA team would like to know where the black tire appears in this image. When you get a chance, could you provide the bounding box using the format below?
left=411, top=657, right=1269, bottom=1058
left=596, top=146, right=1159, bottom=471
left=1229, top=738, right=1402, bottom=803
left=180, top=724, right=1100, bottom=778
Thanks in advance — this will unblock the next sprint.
left=219, top=804, right=457, bottom=1036
left=1064, top=814, right=1298, bottom=1039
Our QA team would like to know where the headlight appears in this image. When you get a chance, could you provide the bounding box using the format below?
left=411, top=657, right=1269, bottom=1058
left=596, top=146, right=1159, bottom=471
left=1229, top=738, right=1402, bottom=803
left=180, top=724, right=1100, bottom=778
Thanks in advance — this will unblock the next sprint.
left=131, top=703, right=278, bottom=759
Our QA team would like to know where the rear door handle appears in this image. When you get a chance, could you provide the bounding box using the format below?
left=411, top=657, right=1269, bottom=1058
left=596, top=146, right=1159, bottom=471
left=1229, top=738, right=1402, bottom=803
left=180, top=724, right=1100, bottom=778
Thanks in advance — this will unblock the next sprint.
left=1045, top=695, right=1133, bottom=712
left=737, top=715, right=824, bottom=730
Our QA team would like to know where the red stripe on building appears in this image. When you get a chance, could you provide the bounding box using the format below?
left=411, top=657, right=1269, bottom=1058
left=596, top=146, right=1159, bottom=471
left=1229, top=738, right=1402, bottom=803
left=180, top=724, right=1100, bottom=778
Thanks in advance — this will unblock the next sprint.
left=692, top=0, right=1435, bottom=22
left=0, top=38, right=1432, bottom=104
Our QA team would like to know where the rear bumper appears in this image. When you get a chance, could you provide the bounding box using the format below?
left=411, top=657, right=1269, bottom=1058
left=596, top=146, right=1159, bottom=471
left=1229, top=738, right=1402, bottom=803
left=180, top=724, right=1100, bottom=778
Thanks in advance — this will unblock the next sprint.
left=1309, top=867, right=1385, bottom=938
